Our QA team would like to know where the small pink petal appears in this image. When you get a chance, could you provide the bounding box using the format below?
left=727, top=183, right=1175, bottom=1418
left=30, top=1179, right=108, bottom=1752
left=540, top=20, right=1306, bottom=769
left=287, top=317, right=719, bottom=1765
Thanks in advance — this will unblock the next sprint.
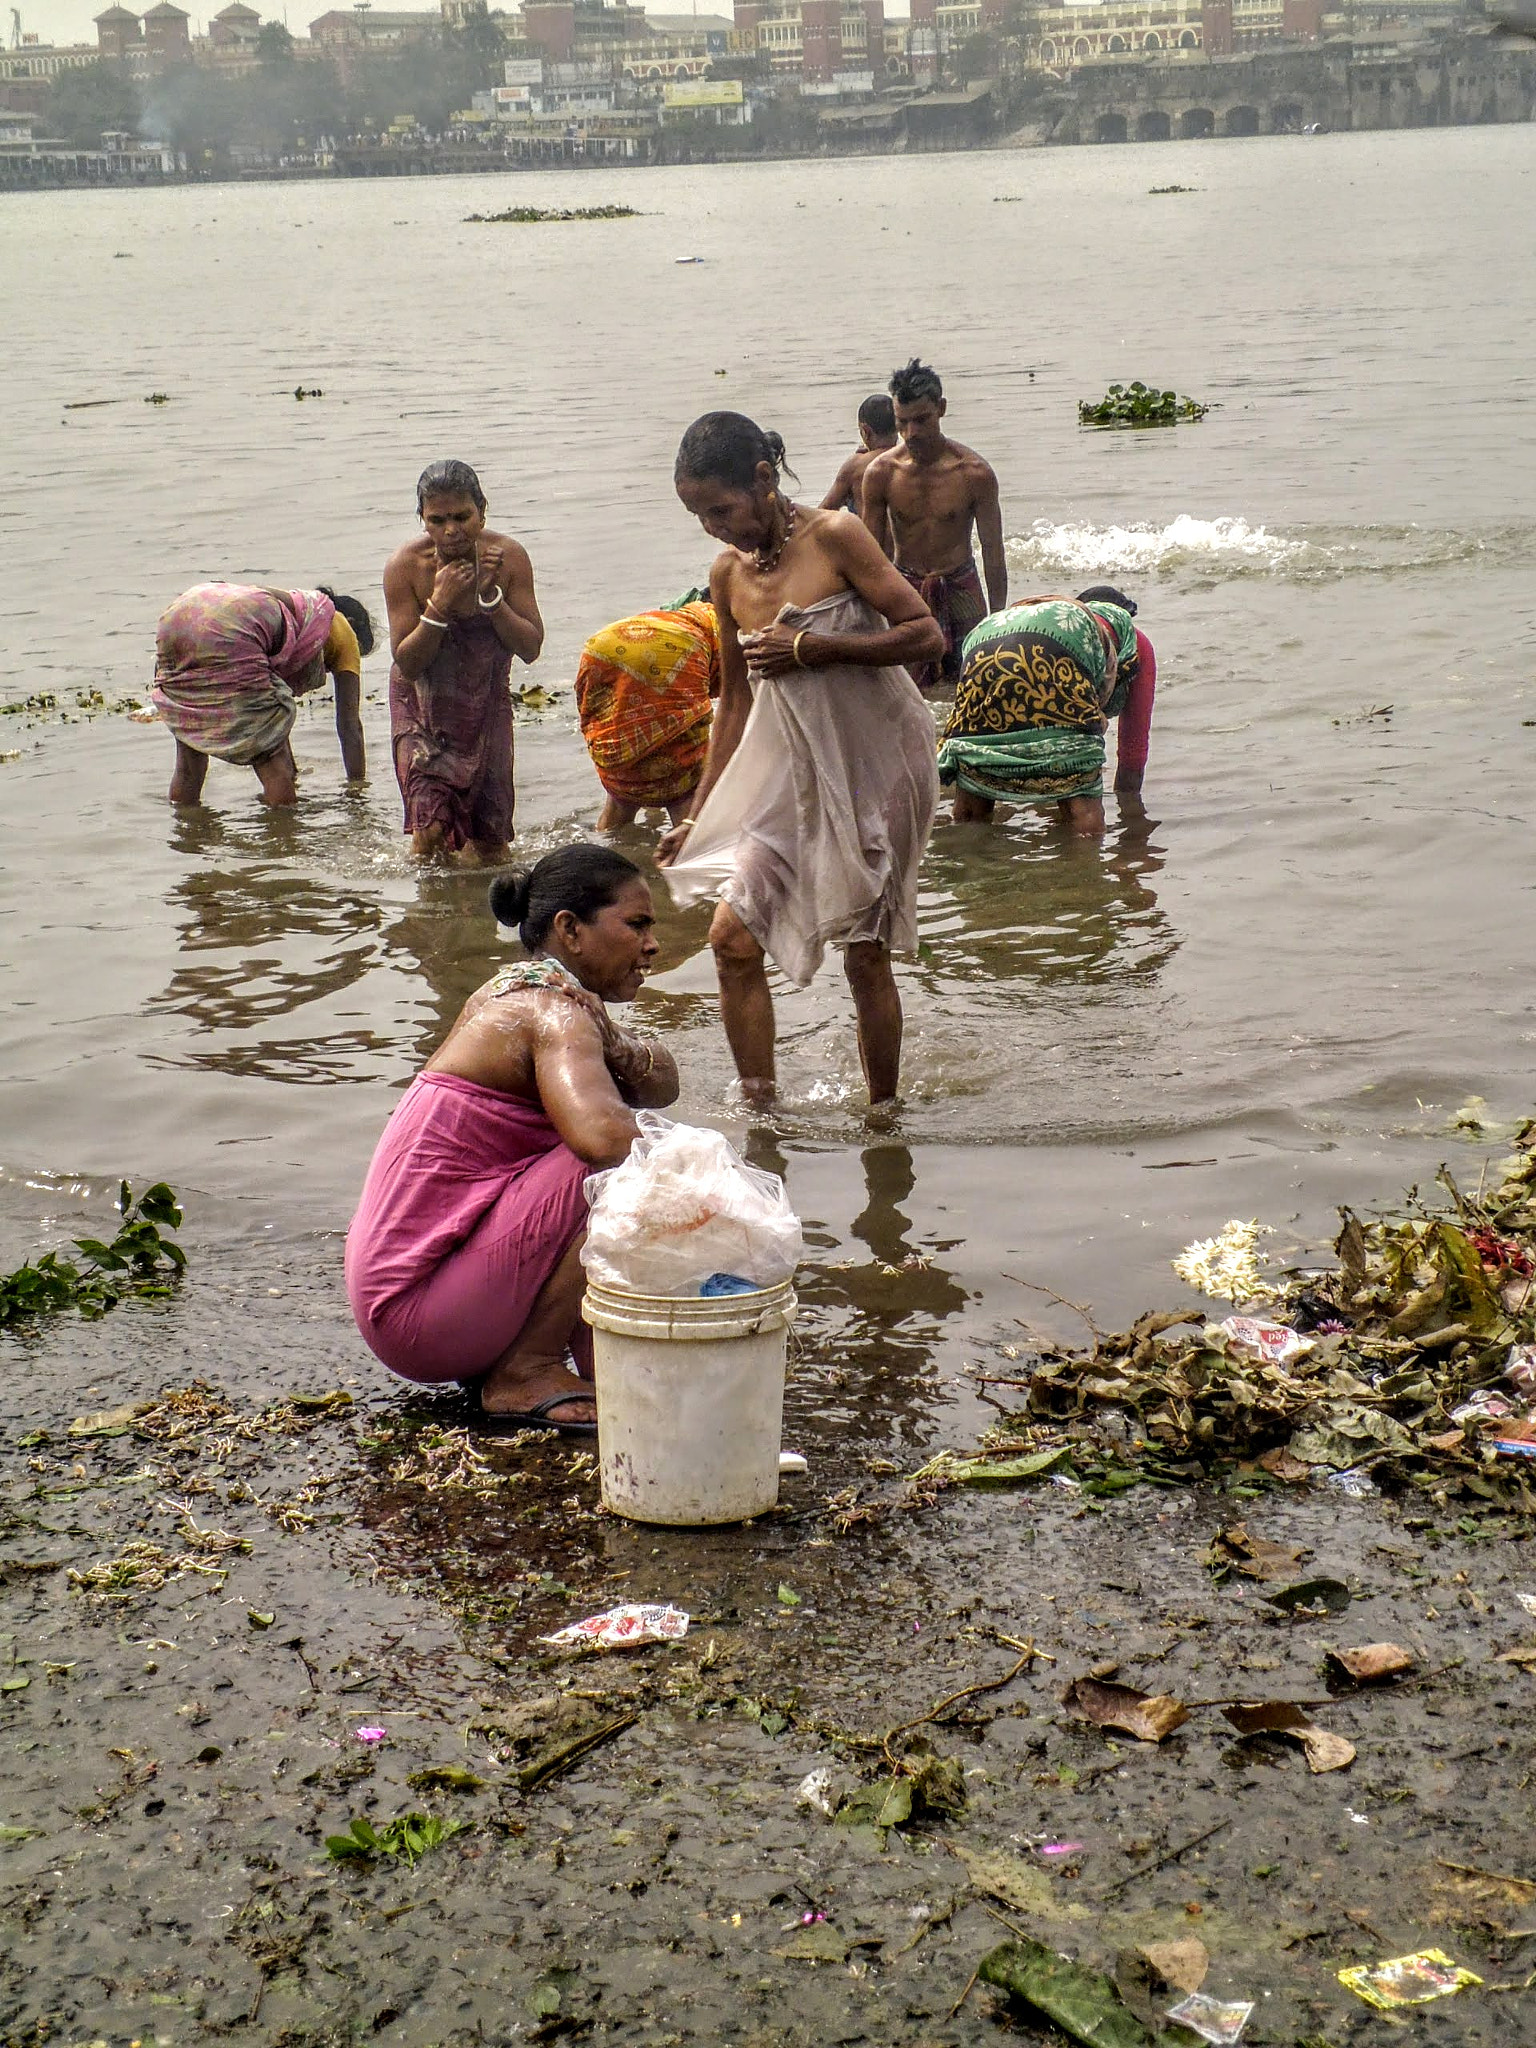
left=353, top=1726, right=387, bottom=1744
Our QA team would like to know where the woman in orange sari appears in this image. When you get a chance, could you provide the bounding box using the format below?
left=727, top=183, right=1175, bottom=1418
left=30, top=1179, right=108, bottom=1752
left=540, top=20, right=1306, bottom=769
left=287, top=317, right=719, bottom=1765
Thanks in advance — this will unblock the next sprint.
left=574, top=598, right=720, bottom=830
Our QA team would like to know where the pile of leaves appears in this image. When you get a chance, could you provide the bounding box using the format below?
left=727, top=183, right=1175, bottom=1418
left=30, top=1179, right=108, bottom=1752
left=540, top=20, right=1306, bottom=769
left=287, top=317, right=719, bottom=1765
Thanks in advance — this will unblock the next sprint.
left=465, top=204, right=639, bottom=224
left=0, top=1181, right=185, bottom=1328
left=939, top=1131, right=1536, bottom=1517
left=1078, top=381, right=1208, bottom=428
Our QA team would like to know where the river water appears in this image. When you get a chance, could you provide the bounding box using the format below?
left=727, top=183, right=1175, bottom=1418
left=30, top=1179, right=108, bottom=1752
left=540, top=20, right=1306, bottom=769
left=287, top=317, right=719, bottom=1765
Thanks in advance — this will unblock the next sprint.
left=2, top=127, right=1534, bottom=1414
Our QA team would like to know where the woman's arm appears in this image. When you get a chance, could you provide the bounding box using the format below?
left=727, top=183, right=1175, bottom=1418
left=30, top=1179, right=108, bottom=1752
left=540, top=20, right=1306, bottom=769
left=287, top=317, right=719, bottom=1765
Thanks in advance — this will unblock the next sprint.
left=1115, top=630, right=1156, bottom=794
left=655, top=556, right=750, bottom=866
left=531, top=1009, right=640, bottom=1168
left=385, top=548, right=475, bottom=682
left=606, top=1029, right=680, bottom=1110
left=475, top=537, right=543, bottom=665
left=333, top=670, right=366, bottom=780
left=746, top=514, right=945, bottom=679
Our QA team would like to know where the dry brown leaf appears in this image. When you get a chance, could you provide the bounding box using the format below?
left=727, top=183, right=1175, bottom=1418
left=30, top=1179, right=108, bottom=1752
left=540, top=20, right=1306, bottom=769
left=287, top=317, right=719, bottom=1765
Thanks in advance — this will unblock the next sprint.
left=1062, top=1677, right=1190, bottom=1744
left=1223, top=1700, right=1356, bottom=1773
left=1209, top=1522, right=1308, bottom=1582
left=1494, top=1645, right=1536, bottom=1668
left=1327, top=1643, right=1415, bottom=1684
left=1138, top=1938, right=1209, bottom=1993
left=1257, top=1447, right=1313, bottom=1484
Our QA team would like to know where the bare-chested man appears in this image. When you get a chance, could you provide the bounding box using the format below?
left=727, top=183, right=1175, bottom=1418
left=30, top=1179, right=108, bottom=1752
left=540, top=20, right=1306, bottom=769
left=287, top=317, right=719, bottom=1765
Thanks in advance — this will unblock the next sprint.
left=820, top=394, right=897, bottom=514
left=862, top=358, right=1006, bottom=693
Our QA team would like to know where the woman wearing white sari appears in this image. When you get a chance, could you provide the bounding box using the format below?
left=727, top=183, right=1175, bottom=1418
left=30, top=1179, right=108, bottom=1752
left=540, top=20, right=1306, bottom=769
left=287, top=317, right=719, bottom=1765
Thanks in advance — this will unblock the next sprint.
left=660, top=412, right=943, bottom=1110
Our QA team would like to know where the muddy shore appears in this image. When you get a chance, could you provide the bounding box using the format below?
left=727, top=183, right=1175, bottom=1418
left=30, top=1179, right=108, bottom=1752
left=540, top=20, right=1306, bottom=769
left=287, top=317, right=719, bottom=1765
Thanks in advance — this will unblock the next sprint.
left=5, top=1204, right=1536, bottom=2048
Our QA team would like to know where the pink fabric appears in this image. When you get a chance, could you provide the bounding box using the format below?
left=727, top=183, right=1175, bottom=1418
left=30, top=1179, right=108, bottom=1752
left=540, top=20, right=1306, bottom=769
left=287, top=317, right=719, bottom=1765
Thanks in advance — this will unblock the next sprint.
left=345, top=1070, right=591, bottom=1386
left=152, top=584, right=334, bottom=765
left=1116, top=628, right=1157, bottom=781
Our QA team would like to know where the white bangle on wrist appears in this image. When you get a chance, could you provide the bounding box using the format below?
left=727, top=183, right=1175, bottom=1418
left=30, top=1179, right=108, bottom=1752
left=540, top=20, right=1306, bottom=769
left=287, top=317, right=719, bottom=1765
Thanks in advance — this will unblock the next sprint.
left=477, top=585, right=504, bottom=611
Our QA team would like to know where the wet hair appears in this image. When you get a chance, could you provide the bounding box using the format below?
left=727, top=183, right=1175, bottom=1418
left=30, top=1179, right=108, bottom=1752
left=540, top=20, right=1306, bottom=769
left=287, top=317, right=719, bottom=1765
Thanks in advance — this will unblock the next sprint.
left=888, top=358, right=943, bottom=407
left=488, top=844, right=644, bottom=951
left=318, top=587, right=375, bottom=658
left=857, top=393, right=895, bottom=436
left=674, top=411, right=799, bottom=492
left=416, top=458, right=487, bottom=516
left=1077, top=583, right=1138, bottom=617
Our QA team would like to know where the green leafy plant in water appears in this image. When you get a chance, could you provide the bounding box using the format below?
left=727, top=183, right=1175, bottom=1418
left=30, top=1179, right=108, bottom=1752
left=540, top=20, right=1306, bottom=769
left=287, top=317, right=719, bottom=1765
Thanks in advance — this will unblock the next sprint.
left=0, top=1181, right=186, bottom=1328
left=1078, top=381, right=1209, bottom=429
left=465, top=204, right=640, bottom=224
left=324, top=1811, right=465, bottom=1866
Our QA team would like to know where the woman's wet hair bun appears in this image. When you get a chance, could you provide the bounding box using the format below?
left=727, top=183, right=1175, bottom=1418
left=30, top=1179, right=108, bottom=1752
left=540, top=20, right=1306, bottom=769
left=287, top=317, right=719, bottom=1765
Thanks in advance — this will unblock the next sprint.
left=488, top=868, right=535, bottom=930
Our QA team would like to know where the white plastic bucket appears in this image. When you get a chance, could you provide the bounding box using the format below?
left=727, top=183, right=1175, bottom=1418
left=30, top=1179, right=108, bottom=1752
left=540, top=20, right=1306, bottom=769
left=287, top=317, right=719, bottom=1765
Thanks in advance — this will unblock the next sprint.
left=582, top=1277, right=797, bottom=1526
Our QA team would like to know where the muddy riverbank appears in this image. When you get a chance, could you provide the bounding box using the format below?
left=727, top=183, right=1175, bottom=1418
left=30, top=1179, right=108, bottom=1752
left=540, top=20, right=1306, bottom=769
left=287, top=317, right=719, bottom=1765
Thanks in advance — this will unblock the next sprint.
left=5, top=1196, right=1536, bottom=2048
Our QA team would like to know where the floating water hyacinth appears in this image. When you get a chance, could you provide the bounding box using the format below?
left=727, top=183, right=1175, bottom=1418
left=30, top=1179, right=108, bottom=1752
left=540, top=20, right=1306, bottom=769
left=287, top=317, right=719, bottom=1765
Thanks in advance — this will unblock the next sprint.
left=1173, top=1219, right=1280, bottom=1305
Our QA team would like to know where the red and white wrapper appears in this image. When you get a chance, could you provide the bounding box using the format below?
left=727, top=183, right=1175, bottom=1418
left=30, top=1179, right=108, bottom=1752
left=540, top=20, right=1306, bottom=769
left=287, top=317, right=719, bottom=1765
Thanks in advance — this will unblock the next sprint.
left=1212, top=1316, right=1313, bottom=1367
left=540, top=1603, right=690, bottom=1649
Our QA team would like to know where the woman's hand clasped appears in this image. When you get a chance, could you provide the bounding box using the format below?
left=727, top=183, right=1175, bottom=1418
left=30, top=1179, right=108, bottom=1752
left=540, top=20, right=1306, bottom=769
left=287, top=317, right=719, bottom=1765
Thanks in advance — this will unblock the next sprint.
left=429, top=557, right=477, bottom=614
left=739, top=624, right=809, bottom=678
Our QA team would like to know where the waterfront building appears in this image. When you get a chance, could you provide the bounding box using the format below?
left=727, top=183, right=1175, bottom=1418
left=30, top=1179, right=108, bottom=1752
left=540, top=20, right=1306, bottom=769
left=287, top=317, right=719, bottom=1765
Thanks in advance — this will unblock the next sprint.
left=732, top=2, right=894, bottom=84
left=0, top=40, right=98, bottom=86
left=307, top=9, right=443, bottom=48
left=209, top=2, right=263, bottom=50
left=143, top=2, right=192, bottom=65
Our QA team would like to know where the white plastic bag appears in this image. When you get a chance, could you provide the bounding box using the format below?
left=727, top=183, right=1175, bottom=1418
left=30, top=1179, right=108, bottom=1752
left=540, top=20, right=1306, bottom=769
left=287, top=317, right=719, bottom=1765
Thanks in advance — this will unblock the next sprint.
left=582, top=1112, right=803, bottom=1297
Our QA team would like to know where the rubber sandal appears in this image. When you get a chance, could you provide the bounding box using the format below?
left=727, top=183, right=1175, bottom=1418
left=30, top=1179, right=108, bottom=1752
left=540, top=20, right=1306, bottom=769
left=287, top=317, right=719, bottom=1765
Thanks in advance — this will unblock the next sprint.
left=482, top=1389, right=597, bottom=1436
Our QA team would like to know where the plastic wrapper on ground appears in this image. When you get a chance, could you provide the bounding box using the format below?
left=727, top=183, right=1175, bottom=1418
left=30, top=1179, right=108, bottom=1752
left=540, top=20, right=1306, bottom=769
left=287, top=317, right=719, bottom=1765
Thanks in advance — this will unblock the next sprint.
left=538, top=1603, right=690, bottom=1649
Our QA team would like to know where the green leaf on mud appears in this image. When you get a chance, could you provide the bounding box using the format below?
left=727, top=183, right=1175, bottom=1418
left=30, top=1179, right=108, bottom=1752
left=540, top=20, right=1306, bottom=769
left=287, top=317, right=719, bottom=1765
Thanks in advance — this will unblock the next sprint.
left=776, top=1583, right=801, bottom=1607
left=407, top=1765, right=486, bottom=1793
left=875, top=1778, right=914, bottom=1830
left=0, top=1823, right=43, bottom=1843
left=979, top=1937, right=1155, bottom=2047
left=528, top=1983, right=561, bottom=2017
left=946, top=1446, right=1072, bottom=1487
left=247, top=1611, right=276, bottom=1630
left=1, top=1677, right=30, bottom=1693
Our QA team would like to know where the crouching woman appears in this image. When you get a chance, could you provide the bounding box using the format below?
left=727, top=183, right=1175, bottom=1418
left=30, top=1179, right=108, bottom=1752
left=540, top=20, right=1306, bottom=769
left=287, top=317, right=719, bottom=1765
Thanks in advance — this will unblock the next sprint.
left=345, top=845, right=678, bottom=1430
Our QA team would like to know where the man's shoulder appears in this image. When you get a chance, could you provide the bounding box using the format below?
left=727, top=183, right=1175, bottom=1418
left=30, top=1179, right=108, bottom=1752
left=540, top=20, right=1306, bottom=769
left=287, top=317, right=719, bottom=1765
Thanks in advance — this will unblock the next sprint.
left=945, top=438, right=997, bottom=481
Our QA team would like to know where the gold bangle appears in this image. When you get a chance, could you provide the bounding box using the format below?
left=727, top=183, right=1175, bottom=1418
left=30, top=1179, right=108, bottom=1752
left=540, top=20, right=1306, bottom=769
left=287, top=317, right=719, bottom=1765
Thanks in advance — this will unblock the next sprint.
left=792, top=630, right=810, bottom=668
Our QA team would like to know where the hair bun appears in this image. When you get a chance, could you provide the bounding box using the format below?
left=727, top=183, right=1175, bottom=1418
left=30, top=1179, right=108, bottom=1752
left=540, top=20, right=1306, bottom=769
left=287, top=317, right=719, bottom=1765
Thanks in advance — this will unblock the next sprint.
left=763, top=430, right=786, bottom=468
left=487, top=869, right=533, bottom=928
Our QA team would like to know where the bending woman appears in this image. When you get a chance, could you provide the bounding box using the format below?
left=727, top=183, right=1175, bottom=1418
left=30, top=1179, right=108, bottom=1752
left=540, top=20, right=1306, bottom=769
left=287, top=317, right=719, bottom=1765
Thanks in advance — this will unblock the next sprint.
left=345, top=845, right=678, bottom=1430
left=153, top=582, right=373, bottom=806
left=575, top=598, right=720, bottom=831
left=661, top=411, right=944, bottom=1109
left=937, top=587, right=1144, bottom=836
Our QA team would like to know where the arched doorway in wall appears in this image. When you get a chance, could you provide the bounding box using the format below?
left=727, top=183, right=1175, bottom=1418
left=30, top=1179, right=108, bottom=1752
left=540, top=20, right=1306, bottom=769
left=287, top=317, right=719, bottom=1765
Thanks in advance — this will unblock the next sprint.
left=1272, top=99, right=1303, bottom=130
left=1095, top=111, right=1128, bottom=141
left=1178, top=29, right=1198, bottom=47
left=1177, top=105, right=1214, bottom=137
left=1109, top=33, right=1127, bottom=51
left=1143, top=32, right=1162, bottom=50
left=1137, top=107, right=1172, bottom=139
left=1224, top=103, right=1260, bottom=134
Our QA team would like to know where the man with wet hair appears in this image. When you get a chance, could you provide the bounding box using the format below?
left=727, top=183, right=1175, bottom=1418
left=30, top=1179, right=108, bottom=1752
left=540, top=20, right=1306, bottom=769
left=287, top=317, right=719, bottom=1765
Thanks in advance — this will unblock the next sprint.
left=862, top=358, right=1006, bottom=692
left=820, top=393, right=898, bottom=514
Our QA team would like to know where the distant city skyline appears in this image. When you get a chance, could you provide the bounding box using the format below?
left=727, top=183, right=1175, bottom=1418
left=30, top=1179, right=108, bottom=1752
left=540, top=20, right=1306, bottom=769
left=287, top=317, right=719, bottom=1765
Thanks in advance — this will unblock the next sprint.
left=16, top=0, right=932, bottom=53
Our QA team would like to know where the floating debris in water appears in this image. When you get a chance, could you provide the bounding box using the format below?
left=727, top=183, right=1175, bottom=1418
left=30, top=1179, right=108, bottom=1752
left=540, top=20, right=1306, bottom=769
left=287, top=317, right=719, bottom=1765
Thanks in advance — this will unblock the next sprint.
left=1079, top=380, right=1208, bottom=429
left=465, top=204, right=640, bottom=224
left=1173, top=1220, right=1279, bottom=1305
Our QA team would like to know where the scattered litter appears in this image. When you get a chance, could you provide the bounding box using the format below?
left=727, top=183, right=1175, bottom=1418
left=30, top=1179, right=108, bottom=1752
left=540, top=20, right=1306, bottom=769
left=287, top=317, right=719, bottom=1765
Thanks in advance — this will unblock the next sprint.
left=1323, top=1467, right=1375, bottom=1497
left=1211, top=1317, right=1312, bottom=1366
left=1515, top=1592, right=1536, bottom=1618
left=979, top=1937, right=1156, bottom=2047
left=353, top=1727, right=386, bottom=1744
left=1337, top=1949, right=1483, bottom=2009
left=1506, top=1344, right=1536, bottom=1394
left=1165, top=1990, right=1254, bottom=2044
left=795, top=1767, right=849, bottom=1817
left=1325, top=1643, right=1415, bottom=1683
left=1063, top=1676, right=1188, bottom=1743
left=1451, top=1390, right=1516, bottom=1424
left=778, top=1450, right=808, bottom=1476
left=1222, top=1700, right=1355, bottom=1772
left=1038, top=1840, right=1087, bottom=1857
left=1492, top=1437, right=1536, bottom=1459
left=539, top=1603, right=689, bottom=1649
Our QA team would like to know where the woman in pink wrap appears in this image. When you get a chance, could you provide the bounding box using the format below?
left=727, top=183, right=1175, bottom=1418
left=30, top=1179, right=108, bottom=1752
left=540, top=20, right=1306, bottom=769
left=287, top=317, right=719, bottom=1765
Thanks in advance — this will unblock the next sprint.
left=345, top=845, right=679, bottom=1432
left=153, top=582, right=374, bottom=806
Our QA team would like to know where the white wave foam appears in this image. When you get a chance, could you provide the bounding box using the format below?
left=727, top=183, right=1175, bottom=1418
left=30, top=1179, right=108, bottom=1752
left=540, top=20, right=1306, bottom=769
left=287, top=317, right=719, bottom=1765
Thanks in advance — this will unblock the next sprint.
left=1010, top=515, right=1302, bottom=577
